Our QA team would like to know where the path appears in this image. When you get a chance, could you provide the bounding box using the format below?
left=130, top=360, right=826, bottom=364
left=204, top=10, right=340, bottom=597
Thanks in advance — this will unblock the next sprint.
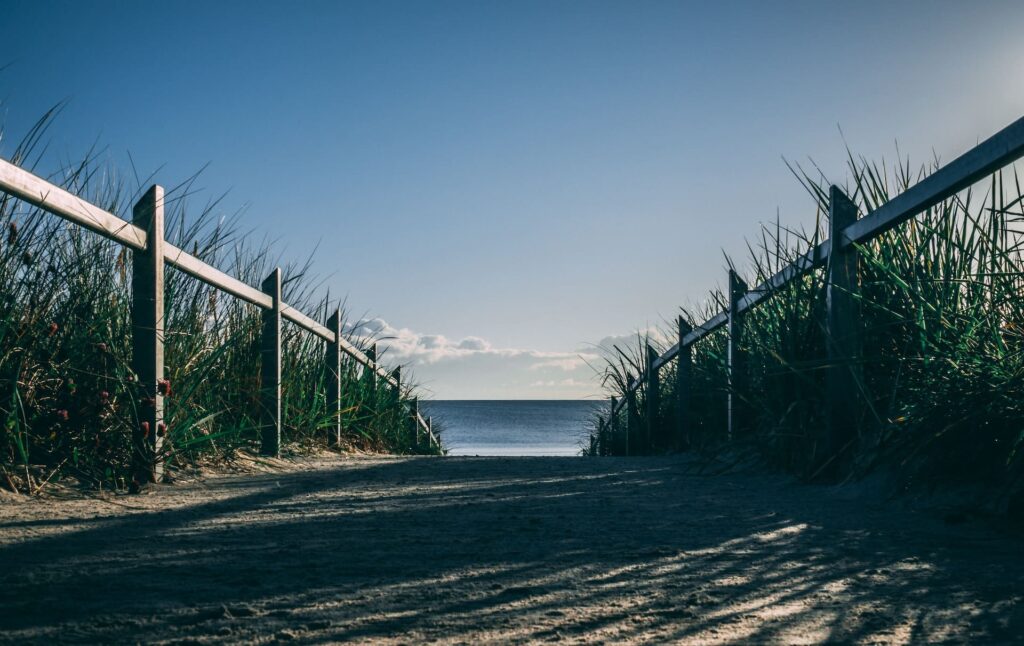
left=0, top=456, right=1021, bottom=644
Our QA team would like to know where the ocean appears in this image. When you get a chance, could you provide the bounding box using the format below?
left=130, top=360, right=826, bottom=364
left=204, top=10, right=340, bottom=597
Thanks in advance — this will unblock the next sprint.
left=419, top=400, right=604, bottom=456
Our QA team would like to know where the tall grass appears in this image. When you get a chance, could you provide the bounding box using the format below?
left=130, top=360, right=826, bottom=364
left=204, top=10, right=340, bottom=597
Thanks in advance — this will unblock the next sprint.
left=593, top=152, right=1024, bottom=499
left=0, top=109, right=439, bottom=493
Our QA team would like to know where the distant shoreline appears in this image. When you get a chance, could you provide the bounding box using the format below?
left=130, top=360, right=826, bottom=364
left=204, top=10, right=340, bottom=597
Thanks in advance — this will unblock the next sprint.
left=421, top=400, right=601, bottom=457
left=427, top=398, right=601, bottom=402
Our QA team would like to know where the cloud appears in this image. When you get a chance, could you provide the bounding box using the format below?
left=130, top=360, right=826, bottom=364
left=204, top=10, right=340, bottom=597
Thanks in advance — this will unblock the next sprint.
left=530, top=357, right=590, bottom=372
left=343, top=317, right=606, bottom=399
left=457, top=337, right=490, bottom=351
left=592, top=326, right=673, bottom=354
left=343, top=318, right=688, bottom=398
left=344, top=318, right=681, bottom=399
left=348, top=317, right=597, bottom=366
left=348, top=317, right=388, bottom=335
left=419, top=335, right=445, bottom=349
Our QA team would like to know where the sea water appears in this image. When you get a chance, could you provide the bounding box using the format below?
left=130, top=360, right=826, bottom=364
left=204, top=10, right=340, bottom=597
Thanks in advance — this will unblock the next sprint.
left=419, top=400, right=603, bottom=456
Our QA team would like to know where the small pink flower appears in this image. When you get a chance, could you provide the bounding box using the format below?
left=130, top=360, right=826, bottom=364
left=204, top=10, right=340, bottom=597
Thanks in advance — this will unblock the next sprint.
left=140, top=421, right=150, bottom=438
left=56, top=409, right=69, bottom=421
left=47, top=322, right=59, bottom=337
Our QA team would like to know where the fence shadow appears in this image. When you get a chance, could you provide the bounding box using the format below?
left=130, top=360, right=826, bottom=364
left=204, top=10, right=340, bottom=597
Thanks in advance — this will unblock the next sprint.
left=0, top=456, right=1021, bottom=643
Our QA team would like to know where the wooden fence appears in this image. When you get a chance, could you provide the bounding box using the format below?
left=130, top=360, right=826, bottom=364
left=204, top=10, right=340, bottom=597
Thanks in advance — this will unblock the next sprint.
left=597, top=114, right=1024, bottom=463
left=0, top=159, right=440, bottom=483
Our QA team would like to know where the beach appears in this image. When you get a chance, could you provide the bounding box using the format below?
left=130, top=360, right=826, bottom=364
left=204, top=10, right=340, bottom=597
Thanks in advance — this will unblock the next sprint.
left=1, top=454, right=1021, bottom=644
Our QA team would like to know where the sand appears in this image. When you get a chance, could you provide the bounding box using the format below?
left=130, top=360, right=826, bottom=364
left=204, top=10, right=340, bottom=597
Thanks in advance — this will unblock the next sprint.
left=0, top=454, right=1021, bottom=644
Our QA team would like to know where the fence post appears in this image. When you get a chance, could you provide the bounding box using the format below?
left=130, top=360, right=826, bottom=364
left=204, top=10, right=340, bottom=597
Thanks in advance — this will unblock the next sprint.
left=131, top=185, right=165, bottom=485
left=825, top=185, right=861, bottom=474
left=609, top=396, right=618, bottom=456
left=427, top=416, right=434, bottom=448
left=626, top=376, right=638, bottom=456
left=727, top=269, right=748, bottom=441
left=676, top=315, right=692, bottom=450
left=365, top=343, right=378, bottom=398
left=645, top=344, right=660, bottom=453
left=410, top=397, right=420, bottom=448
left=260, top=267, right=282, bottom=457
left=326, top=308, right=343, bottom=448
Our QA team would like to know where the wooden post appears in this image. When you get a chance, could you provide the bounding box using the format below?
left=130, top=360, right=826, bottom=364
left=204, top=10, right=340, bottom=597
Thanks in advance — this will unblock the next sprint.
left=825, top=185, right=861, bottom=474
left=427, top=416, right=434, bottom=448
left=260, top=267, right=282, bottom=457
left=411, top=397, right=420, bottom=447
left=392, top=367, right=402, bottom=408
left=131, top=185, right=165, bottom=485
left=676, top=315, right=693, bottom=450
left=365, top=343, right=378, bottom=399
left=626, top=376, right=638, bottom=456
left=326, top=308, right=343, bottom=448
left=727, top=269, right=748, bottom=441
left=609, top=396, right=618, bottom=456
left=645, top=344, right=660, bottom=453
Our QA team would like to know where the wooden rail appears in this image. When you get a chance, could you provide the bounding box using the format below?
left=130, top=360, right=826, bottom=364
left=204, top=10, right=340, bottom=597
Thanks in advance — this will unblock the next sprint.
left=406, top=398, right=440, bottom=449
left=604, top=114, right=1024, bottom=459
left=0, top=157, right=422, bottom=480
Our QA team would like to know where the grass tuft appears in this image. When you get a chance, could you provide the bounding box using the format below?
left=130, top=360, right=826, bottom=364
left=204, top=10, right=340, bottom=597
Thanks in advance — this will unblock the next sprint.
left=592, top=150, right=1024, bottom=502
left=0, top=107, right=440, bottom=493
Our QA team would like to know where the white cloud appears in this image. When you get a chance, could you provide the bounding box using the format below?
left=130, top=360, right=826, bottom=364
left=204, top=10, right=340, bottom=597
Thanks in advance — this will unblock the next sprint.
left=529, top=357, right=590, bottom=372
left=349, top=317, right=388, bottom=335
left=457, top=336, right=490, bottom=351
left=591, top=326, right=674, bottom=355
left=343, top=318, right=672, bottom=400
left=419, top=334, right=446, bottom=349
left=349, top=317, right=597, bottom=366
left=343, top=317, right=607, bottom=399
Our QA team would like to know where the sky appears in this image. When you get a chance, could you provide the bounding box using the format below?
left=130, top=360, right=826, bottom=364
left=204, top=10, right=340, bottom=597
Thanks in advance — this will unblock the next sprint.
left=2, top=0, right=1024, bottom=399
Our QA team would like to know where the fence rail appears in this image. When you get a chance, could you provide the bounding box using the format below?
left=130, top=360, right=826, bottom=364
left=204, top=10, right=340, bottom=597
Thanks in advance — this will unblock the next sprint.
left=603, top=114, right=1024, bottom=461
left=0, top=157, right=437, bottom=480
left=405, top=398, right=440, bottom=449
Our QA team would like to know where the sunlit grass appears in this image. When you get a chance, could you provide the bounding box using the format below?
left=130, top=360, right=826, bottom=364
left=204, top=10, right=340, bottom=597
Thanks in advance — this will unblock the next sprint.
left=594, top=151, right=1024, bottom=494
left=0, top=108, right=440, bottom=493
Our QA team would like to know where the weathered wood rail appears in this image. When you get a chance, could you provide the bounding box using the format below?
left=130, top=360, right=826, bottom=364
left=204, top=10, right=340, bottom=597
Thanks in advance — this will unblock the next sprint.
left=0, top=159, right=440, bottom=482
left=598, top=114, right=1024, bottom=462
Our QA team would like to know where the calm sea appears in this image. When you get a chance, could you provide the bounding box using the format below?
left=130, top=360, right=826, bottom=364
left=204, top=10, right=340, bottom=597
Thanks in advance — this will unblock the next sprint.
left=419, top=400, right=604, bottom=456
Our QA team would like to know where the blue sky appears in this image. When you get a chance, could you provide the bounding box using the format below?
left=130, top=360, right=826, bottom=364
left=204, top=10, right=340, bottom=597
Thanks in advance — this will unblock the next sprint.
left=3, top=0, right=1023, bottom=398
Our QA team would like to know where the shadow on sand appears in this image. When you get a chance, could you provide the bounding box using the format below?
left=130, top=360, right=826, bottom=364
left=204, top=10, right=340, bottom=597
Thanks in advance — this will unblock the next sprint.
left=0, top=456, right=1021, bottom=643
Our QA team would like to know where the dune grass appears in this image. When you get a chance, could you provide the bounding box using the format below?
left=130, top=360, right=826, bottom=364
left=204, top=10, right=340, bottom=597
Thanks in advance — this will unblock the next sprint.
left=0, top=108, right=439, bottom=494
left=592, top=152, right=1024, bottom=500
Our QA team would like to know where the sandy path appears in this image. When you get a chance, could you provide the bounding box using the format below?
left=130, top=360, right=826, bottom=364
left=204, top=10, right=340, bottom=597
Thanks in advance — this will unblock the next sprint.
left=0, top=455, right=1021, bottom=644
